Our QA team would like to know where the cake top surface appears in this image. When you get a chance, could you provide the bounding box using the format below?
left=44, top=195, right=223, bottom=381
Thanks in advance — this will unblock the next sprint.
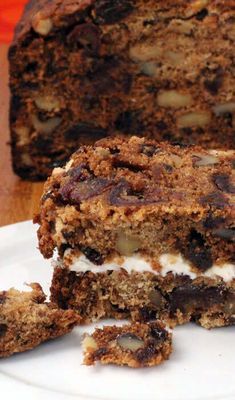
left=43, top=136, right=235, bottom=213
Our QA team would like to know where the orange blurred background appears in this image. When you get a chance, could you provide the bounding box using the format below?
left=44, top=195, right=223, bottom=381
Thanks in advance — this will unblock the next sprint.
left=0, top=0, right=27, bottom=43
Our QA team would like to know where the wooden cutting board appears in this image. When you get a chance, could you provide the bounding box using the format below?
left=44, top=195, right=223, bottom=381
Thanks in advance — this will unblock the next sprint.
left=0, top=44, right=44, bottom=227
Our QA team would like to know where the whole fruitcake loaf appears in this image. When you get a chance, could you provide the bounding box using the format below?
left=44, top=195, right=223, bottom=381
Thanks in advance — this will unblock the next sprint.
left=82, top=321, right=172, bottom=367
left=9, top=0, right=235, bottom=180
left=0, top=283, right=80, bottom=358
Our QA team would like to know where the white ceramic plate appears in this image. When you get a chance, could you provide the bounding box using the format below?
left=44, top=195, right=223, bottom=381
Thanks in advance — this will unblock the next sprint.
left=0, top=221, right=234, bottom=400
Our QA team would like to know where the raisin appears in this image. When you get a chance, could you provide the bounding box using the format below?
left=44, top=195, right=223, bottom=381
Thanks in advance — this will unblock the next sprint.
left=0, top=324, right=7, bottom=338
left=94, top=0, right=134, bottom=24
left=140, top=144, right=160, bottom=157
left=156, top=120, right=168, bottom=131
left=115, top=110, right=144, bottom=134
left=135, top=345, right=156, bottom=363
left=93, top=348, right=108, bottom=359
left=200, top=192, right=228, bottom=209
left=81, top=247, right=104, bottom=265
left=112, top=159, right=144, bottom=173
left=10, top=95, right=22, bottom=123
left=213, top=173, right=235, bottom=194
left=0, top=292, right=7, bottom=304
left=24, top=61, right=38, bottom=73
left=203, top=215, right=225, bottom=229
left=67, top=23, right=101, bottom=54
left=109, top=147, right=120, bottom=154
left=68, top=164, right=91, bottom=181
left=183, top=229, right=213, bottom=271
left=195, top=8, right=208, bottom=21
left=213, top=228, right=235, bottom=242
left=204, top=77, right=223, bottom=95
left=150, top=327, right=167, bottom=343
left=33, top=137, right=53, bottom=154
left=64, top=123, right=107, bottom=141
left=202, top=66, right=223, bottom=95
left=139, top=307, right=157, bottom=322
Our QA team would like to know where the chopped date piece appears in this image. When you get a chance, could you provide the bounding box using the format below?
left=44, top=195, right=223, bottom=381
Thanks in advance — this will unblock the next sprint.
left=195, top=8, right=209, bottom=21
left=0, top=324, right=7, bottom=338
left=112, top=159, right=144, bottom=173
left=140, top=144, right=160, bottom=157
left=199, top=192, right=229, bottom=209
left=115, top=110, right=144, bottom=134
left=64, top=123, right=107, bottom=141
left=213, top=228, right=235, bottom=242
left=67, top=23, right=101, bottom=54
left=213, top=174, right=235, bottom=194
left=59, top=177, right=113, bottom=204
left=169, top=283, right=226, bottom=315
left=81, top=247, right=104, bottom=265
left=93, top=0, right=134, bottom=24
left=183, top=230, right=213, bottom=271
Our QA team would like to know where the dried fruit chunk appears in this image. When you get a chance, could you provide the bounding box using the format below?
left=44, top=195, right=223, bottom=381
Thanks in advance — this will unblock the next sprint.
left=67, top=23, right=101, bottom=54
left=93, top=0, right=134, bottom=24
left=149, top=289, right=165, bottom=308
left=182, top=229, right=213, bottom=271
left=169, top=283, right=225, bottom=315
left=213, top=228, right=235, bottom=242
left=59, top=177, right=113, bottom=204
left=81, top=247, right=104, bottom=265
left=213, top=174, right=235, bottom=194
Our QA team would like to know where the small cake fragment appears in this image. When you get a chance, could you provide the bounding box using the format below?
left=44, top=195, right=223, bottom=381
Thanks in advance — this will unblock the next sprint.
left=82, top=321, right=172, bottom=368
left=0, top=283, right=80, bottom=358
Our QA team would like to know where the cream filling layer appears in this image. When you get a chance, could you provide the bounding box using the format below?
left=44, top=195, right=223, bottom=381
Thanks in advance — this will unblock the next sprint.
left=64, top=249, right=235, bottom=283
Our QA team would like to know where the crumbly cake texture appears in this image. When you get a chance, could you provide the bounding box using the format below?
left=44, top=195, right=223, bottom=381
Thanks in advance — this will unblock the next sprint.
left=82, top=321, right=172, bottom=368
left=36, top=136, right=235, bottom=274
left=0, top=283, right=80, bottom=358
left=9, top=0, right=235, bottom=180
left=50, top=267, right=235, bottom=329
